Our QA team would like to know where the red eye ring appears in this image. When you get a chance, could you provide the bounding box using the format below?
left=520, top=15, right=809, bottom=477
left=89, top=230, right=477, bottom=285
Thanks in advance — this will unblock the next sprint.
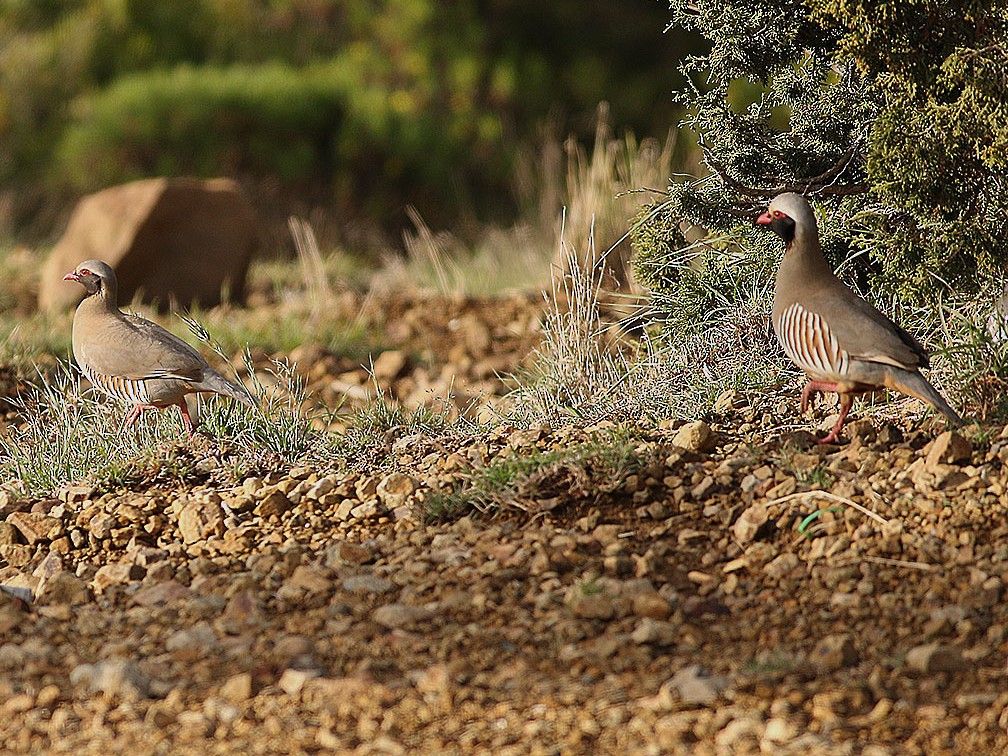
left=79, top=268, right=91, bottom=275
left=772, top=210, right=784, bottom=219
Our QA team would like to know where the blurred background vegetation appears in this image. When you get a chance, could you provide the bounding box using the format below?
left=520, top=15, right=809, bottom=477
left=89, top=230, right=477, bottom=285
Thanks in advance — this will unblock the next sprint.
left=0, top=0, right=703, bottom=247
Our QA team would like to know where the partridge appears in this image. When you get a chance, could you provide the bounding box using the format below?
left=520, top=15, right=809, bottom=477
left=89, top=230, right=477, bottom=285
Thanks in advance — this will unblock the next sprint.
left=757, top=193, right=962, bottom=443
left=64, top=260, right=255, bottom=434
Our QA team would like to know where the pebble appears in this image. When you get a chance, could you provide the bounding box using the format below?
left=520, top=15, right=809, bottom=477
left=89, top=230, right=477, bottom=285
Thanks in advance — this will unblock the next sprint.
left=70, top=659, right=153, bottom=700
left=668, top=665, right=728, bottom=706
left=372, top=604, right=435, bottom=629
left=905, top=642, right=966, bottom=674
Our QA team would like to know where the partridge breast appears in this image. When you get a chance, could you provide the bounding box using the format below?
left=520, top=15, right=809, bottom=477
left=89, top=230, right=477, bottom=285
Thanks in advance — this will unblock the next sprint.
left=774, top=302, right=850, bottom=381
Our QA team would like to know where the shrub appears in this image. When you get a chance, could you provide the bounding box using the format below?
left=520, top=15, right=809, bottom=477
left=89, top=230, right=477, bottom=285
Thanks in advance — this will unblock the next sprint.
left=630, top=0, right=1007, bottom=414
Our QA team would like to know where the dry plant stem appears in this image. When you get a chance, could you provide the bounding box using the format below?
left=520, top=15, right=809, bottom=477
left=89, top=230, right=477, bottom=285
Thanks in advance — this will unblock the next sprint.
left=854, top=555, right=938, bottom=572
left=771, top=490, right=890, bottom=526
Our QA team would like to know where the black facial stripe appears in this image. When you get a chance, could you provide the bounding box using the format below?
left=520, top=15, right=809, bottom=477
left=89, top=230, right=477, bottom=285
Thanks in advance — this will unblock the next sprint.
left=769, top=216, right=796, bottom=245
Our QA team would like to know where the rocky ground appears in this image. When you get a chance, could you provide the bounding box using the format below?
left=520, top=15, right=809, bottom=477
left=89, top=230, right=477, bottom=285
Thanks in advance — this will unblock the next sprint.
left=2, top=292, right=1008, bottom=754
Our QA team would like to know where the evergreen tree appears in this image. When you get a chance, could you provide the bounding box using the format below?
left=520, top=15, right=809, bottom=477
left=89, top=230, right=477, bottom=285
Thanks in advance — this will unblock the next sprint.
left=633, top=0, right=1008, bottom=315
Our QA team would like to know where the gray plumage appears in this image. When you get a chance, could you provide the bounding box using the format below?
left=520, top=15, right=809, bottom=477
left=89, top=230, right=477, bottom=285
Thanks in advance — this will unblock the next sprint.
left=757, top=193, right=962, bottom=442
left=64, top=259, right=255, bottom=433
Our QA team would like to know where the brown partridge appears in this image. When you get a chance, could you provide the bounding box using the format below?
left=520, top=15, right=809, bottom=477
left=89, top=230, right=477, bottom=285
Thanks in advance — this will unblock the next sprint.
left=757, top=193, right=962, bottom=443
left=64, top=260, right=255, bottom=434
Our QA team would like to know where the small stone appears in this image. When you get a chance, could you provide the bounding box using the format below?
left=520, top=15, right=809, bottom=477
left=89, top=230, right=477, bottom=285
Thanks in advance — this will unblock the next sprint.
left=763, top=553, right=799, bottom=581
left=330, top=541, right=374, bottom=566
left=350, top=500, right=383, bottom=519
left=178, top=499, right=225, bottom=544
left=88, top=514, right=116, bottom=540
left=70, top=659, right=153, bottom=700
left=255, top=490, right=292, bottom=518
left=3, top=693, right=34, bottom=713
left=0, top=544, right=32, bottom=567
left=280, top=566, right=332, bottom=597
left=215, top=590, right=262, bottom=634
left=32, top=551, right=65, bottom=580
left=92, top=563, right=144, bottom=593
left=712, top=390, right=743, bottom=414
left=355, top=477, right=379, bottom=500
left=715, top=717, right=764, bottom=751
left=37, top=572, right=90, bottom=606
left=373, top=603, right=434, bottom=629
left=570, top=594, right=615, bottom=620
left=733, top=504, right=769, bottom=544
left=131, top=581, right=190, bottom=607
left=906, top=642, right=966, bottom=674
left=667, top=664, right=728, bottom=706
left=810, top=634, right=858, bottom=670
left=631, top=593, right=671, bottom=620
left=763, top=716, right=797, bottom=744
left=6, top=512, right=61, bottom=545
left=305, top=478, right=335, bottom=501
left=220, top=672, right=253, bottom=702
left=0, top=522, right=17, bottom=545
left=631, top=618, right=678, bottom=646
left=924, top=431, right=971, bottom=469
left=0, top=589, right=25, bottom=633
left=35, top=684, right=61, bottom=708
left=376, top=473, right=419, bottom=508
left=166, top=622, right=219, bottom=661
left=278, top=667, right=319, bottom=696
left=372, top=350, right=408, bottom=381
left=242, top=477, right=264, bottom=495
left=672, top=420, right=715, bottom=452
left=342, top=575, right=395, bottom=595
left=334, top=500, right=356, bottom=521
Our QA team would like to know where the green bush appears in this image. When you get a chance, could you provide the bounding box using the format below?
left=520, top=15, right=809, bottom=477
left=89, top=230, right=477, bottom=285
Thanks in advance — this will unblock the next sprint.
left=2, top=0, right=696, bottom=237
left=56, top=55, right=505, bottom=226
left=633, top=0, right=1008, bottom=310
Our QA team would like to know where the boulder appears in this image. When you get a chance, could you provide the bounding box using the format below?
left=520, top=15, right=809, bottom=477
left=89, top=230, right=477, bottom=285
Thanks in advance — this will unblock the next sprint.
left=40, top=177, right=258, bottom=312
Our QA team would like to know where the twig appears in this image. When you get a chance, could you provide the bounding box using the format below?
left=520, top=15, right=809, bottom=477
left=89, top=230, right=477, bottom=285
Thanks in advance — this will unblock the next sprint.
left=700, top=138, right=868, bottom=201
left=771, top=490, right=889, bottom=526
left=856, top=555, right=938, bottom=572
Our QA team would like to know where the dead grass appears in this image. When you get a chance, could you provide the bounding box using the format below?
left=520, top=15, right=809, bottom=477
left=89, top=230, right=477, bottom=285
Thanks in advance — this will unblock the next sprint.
left=376, top=106, right=680, bottom=297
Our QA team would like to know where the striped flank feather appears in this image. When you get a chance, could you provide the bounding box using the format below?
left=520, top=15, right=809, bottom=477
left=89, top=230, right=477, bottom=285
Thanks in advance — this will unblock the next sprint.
left=80, top=363, right=151, bottom=405
left=776, top=302, right=849, bottom=379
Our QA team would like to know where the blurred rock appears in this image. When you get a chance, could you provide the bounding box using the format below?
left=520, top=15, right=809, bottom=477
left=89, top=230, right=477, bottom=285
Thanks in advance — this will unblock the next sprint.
left=40, top=177, right=258, bottom=312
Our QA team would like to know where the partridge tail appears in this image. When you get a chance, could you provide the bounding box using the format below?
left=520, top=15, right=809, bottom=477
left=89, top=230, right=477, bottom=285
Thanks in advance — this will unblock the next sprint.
left=194, top=369, right=257, bottom=409
left=885, top=369, right=964, bottom=427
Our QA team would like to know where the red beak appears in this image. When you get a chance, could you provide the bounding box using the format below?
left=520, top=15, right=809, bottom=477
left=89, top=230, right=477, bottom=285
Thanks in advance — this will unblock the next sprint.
left=63, top=272, right=79, bottom=282
left=756, top=211, right=772, bottom=225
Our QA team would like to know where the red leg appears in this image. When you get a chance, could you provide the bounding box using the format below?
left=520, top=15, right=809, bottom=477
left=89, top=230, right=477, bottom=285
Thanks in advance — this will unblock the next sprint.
left=818, top=394, right=853, bottom=444
left=123, top=402, right=195, bottom=437
left=175, top=400, right=198, bottom=436
left=122, top=404, right=157, bottom=430
left=801, top=380, right=842, bottom=413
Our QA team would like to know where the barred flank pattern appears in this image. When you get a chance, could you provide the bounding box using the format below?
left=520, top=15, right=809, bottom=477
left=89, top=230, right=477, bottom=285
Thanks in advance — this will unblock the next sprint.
left=776, top=302, right=849, bottom=378
left=80, top=362, right=151, bottom=405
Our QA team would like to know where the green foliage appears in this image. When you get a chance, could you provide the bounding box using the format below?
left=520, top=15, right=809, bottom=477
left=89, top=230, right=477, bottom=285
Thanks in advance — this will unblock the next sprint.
left=1, top=0, right=692, bottom=236
left=633, top=0, right=1008, bottom=317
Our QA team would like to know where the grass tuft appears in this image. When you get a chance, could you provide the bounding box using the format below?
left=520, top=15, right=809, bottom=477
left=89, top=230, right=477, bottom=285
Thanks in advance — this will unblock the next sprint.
left=0, top=363, right=186, bottom=495
left=421, top=427, right=653, bottom=521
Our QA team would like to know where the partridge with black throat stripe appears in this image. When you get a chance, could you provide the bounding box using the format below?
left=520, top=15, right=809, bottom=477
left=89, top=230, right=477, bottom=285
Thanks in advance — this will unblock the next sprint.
left=64, top=260, right=255, bottom=434
left=757, top=193, right=962, bottom=443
